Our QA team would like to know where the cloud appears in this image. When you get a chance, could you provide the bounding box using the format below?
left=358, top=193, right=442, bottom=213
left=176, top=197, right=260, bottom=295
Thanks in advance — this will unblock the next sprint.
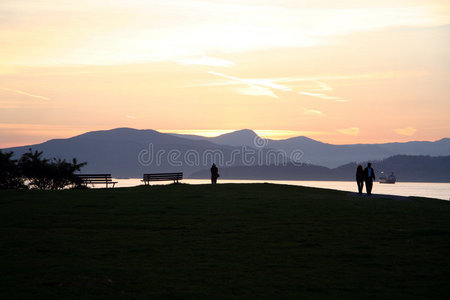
left=2, top=1, right=446, bottom=65
left=0, top=87, right=50, bottom=100
left=234, top=86, right=278, bottom=98
left=304, top=109, right=325, bottom=116
left=288, top=71, right=428, bottom=102
left=176, top=56, right=235, bottom=67
left=206, top=71, right=292, bottom=98
left=208, top=72, right=292, bottom=91
left=299, top=92, right=339, bottom=100
left=394, top=126, right=417, bottom=136
left=299, top=91, right=349, bottom=102
left=278, top=71, right=428, bottom=82
left=125, top=115, right=137, bottom=119
left=201, top=72, right=354, bottom=101
left=188, top=70, right=426, bottom=101
left=338, top=127, right=359, bottom=136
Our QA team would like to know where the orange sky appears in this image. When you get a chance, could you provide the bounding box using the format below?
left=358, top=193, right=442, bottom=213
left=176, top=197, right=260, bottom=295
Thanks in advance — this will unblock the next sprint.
left=1, top=0, right=449, bottom=147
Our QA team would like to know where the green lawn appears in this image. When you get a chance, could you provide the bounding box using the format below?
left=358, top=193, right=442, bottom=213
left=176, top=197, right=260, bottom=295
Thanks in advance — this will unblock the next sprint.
left=1, top=183, right=449, bottom=299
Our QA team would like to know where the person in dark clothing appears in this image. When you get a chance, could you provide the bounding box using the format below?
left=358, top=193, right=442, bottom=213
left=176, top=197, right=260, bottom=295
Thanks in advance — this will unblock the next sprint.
left=210, top=163, right=219, bottom=184
left=356, top=165, right=364, bottom=195
left=364, top=163, right=375, bottom=195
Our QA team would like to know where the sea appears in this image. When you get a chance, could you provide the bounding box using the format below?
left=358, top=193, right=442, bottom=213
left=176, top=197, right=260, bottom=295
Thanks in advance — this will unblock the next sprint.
left=110, top=178, right=450, bottom=201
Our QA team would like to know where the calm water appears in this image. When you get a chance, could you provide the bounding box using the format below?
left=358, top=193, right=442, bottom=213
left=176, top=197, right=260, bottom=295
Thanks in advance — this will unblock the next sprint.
left=109, top=178, right=450, bottom=201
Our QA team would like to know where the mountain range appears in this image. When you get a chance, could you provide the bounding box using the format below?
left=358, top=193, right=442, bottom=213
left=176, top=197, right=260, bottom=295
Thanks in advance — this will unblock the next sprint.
left=174, top=129, right=450, bottom=168
left=2, top=128, right=449, bottom=181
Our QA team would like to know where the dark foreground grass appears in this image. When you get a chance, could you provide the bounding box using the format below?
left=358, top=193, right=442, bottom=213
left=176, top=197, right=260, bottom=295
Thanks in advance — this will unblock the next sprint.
left=1, top=184, right=449, bottom=299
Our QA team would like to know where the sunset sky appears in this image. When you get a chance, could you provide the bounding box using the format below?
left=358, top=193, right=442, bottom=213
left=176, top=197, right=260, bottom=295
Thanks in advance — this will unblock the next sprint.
left=1, top=0, right=449, bottom=147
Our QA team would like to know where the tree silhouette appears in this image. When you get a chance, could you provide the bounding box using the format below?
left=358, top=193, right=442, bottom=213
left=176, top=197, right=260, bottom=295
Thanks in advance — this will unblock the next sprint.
left=0, top=150, right=26, bottom=189
left=18, top=149, right=87, bottom=190
left=0, top=149, right=89, bottom=190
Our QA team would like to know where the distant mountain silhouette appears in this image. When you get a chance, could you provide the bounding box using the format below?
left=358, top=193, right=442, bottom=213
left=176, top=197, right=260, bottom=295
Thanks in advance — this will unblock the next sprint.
left=3, top=128, right=449, bottom=180
left=190, top=155, right=450, bottom=182
left=4, top=128, right=279, bottom=177
left=169, top=129, right=259, bottom=147
left=174, top=130, right=450, bottom=168
left=210, top=129, right=259, bottom=147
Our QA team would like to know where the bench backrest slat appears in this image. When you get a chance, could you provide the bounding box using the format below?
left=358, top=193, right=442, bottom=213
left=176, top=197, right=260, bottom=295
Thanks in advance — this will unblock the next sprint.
left=143, top=173, right=183, bottom=176
left=76, top=174, right=112, bottom=178
left=75, top=174, right=116, bottom=188
left=80, top=178, right=114, bottom=182
left=142, top=172, right=183, bottom=183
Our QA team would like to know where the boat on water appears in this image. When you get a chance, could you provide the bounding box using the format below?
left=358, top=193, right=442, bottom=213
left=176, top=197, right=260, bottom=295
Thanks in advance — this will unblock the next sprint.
left=379, top=172, right=396, bottom=184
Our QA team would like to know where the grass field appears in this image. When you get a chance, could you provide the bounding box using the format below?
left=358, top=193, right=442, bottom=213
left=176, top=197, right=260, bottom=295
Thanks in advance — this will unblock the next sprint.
left=1, top=183, right=449, bottom=299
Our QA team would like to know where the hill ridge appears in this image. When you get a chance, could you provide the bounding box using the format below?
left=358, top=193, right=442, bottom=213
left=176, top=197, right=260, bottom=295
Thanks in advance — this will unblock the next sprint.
left=2, top=128, right=449, bottom=178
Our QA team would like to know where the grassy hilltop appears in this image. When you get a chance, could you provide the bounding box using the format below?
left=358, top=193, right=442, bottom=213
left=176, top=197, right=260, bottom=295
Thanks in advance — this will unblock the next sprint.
left=1, top=184, right=449, bottom=299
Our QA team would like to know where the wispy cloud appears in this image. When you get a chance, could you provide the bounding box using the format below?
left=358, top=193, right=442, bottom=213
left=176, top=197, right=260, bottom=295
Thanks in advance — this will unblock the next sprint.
left=0, top=87, right=50, bottom=100
left=125, top=115, right=137, bottom=119
left=304, top=109, right=325, bottom=116
left=208, top=71, right=292, bottom=92
left=1, top=1, right=446, bottom=66
left=299, top=92, right=339, bottom=100
left=276, top=71, right=428, bottom=82
left=198, top=72, right=353, bottom=101
left=206, top=71, right=292, bottom=98
left=200, top=70, right=428, bottom=101
left=394, top=126, right=417, bottom=136
left=177, top=56, right=235, bottom=67
left=338, top=127, right=359, bottom=136
left=234, top=86, right=278, bottom=98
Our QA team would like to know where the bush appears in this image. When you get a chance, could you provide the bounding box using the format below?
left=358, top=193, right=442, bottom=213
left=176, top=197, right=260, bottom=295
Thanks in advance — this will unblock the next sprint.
left=0, top=151, right=26, bottom=189
left=0, top=149, right=86, bottom=190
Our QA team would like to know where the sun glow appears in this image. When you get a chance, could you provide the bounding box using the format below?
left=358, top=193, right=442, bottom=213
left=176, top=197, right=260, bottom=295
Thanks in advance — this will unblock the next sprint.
left=159, top=129, right=332, bottom=140
left=160, top=130, right=236, bottom=138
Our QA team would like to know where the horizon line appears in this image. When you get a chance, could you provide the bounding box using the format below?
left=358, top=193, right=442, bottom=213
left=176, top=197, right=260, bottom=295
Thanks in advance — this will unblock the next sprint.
left=1, top=126, right=448, bottom=149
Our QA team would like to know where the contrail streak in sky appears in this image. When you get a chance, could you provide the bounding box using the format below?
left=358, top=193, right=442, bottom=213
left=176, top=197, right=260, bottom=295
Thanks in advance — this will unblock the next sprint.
left=0, top=87, right=50, bottom=100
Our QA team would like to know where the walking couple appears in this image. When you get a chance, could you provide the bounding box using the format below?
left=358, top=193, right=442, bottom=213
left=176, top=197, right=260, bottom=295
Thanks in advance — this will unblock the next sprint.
left=356, top=163, right=375, bottom=195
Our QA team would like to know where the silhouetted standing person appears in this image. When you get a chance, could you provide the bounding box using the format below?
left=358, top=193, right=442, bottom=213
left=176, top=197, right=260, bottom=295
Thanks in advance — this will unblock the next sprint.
left=364, top=163, right=375, bottom=195
left=356, top=165, right=364, bottom=195
left=210, top=163, right=219, bottom=184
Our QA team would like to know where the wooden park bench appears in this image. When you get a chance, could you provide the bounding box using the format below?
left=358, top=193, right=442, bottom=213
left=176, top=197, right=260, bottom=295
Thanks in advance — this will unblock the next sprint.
left=142, top=172, right=183, bottom=185
left=75, top=174, right=118, bottom=188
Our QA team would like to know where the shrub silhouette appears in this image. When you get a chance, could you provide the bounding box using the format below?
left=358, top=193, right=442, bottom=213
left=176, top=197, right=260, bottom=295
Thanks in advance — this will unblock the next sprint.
left=0, top=150, right=26, bottom=189
left=0, top=149, right=86, bottom=190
